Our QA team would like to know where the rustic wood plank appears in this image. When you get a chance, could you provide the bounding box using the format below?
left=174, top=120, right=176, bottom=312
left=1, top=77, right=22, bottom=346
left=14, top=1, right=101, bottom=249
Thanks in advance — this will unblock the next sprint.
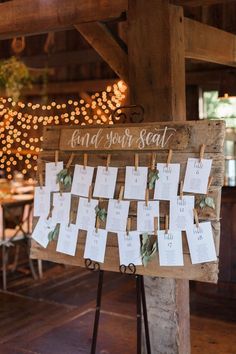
left=75, top=22, right=129, bottom=82
left=0, top=0, right=128, bottom=39
left=174, top=0, right=233, bottom=6
left=42, top=120, right=225, bottom=153
left=30, top=238, right=219, bottom=283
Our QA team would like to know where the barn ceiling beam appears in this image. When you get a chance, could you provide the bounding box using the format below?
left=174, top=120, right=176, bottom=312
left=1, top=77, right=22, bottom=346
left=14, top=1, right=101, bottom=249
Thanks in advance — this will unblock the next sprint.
left=174, top=0, right=233, bottom=6
left=184, top=17, right=236, bottom=67
left=0, top=0, right=127, bottom=39
left=75, top=22, right=129, bottom=82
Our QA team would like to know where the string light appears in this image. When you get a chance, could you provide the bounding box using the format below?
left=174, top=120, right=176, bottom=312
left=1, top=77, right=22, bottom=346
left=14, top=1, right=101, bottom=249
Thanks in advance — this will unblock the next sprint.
left=0, top=80, right=127, bottom=179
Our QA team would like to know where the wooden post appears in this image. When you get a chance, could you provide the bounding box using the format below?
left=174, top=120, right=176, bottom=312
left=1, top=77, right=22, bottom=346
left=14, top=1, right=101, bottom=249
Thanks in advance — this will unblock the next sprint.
left=128, top=1, right=190, bottom=353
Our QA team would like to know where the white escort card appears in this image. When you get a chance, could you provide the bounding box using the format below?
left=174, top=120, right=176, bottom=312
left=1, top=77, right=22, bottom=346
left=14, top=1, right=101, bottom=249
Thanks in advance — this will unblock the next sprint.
left=71, top=164, right=94, bottom=197
left=154, top=163, right=180, bottom=201
left=183, top=158, right=212, bottom=194
left=158, top=230, right=184, bottom=266
left=117, top=231, right=142, bottom=266
left=106, top=199, right=130, bottom=232
left=137, top=201, right=160, bottom=233
left=76, top=197, right=98, bottom=231
left=33, top=186, right=51, bottom=217
left=32, top=217, right=56, bottom=248
left=186, top=221, right=217, bottom=264
left=51, top=192, right=71, bottom=223
left=124, top=167, right=148, bottom=200
left=45, top=161, right=64, bottom=191
left=169, top=196, right=194, bottom=231
left=56, top=223, right=79, bottom=256
left=84, top=228, right=108, bottom=263
left=93, top=166, right=118, bottom=199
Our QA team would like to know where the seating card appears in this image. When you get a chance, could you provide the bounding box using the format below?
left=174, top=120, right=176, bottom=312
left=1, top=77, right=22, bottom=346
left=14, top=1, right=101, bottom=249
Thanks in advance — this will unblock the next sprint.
left=154, top=163, right=180, bottom=201
left=84, top=228, right=108, bottom=263
left=183, top=158, right=212, bottom=194
left=137, top=201, right=160, bottom=233
left=45, top=161, right=64, bottom=191
left=76, top=197, right=98, bottom=231
left=186, top=221, right=217, bottom=264
left=93, top=166, right=118, bottom=199
left=106, top=199, right=130, bottom=232
left=33, top=186, right=51, bottom=217
left=169, top=196, right=194, bottom=231
left=32, top=217, right=56, bottom=248
left=51, top=192, right=71, bottom=223
left=71, top=165, right=94, bottom=197
left=158, top=230, right=184, bottom=266
left=117, top=231, right=142, bottom=266
left=124, top=167, right=148, bottom=200
left=56, top=223, right=78, bottom=256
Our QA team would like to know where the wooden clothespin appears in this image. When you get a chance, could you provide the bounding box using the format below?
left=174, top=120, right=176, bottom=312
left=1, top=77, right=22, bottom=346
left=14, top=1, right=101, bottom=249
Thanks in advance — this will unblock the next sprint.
left=165, top=215, right=169, bottom=234
left=39, top=172, right=43, bottom=190
left=199, top=144, right=206, bottom=162
left=154, top=217, right=158, bottom=236
left=207, top=176, right=213, bottom=196
left=88, top=185, right=92, bottom=202
left=83, top=153, right=88, bottom=170
left=47, top=204, right=54, bottom=220
left=118, top=185, right=124, bottom=203
left=193, top=208, right=199, bottom=228
left=126, top=218, right=131, bottom=236
left=55, top=150, right=59, bottom=166
left=95, top=216, right=100, bottom=233
left=66, top=153, right=74, bottom=169
left=106, top=154, right=111, bottom=171
left=166, top=149, right=172, bottom=167
left=151, top=153, right=156, bottom=171
left=145, top=188, right=149, bottom=207
left=134, top=153, right=139, bottom=171
left=179, top=180, right=184, bottom=200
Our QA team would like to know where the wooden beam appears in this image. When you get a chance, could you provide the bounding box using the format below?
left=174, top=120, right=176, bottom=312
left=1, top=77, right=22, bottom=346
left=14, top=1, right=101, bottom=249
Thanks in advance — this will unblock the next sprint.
left=185, top=17, right=236, bottom=66
left=75, top=22, right=129, bottom=82
left=0, top=79, right=118, bottom=97
left=128, top=2, right=190, bottom=354
left=0, top=0, right=127, bottom=39
left=174, top=0, right=233, bottom=6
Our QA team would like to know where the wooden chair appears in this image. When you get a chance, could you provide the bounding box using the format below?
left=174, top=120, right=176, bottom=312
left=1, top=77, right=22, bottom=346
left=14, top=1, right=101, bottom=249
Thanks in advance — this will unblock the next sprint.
left=0, top=198, right=37, bottom=290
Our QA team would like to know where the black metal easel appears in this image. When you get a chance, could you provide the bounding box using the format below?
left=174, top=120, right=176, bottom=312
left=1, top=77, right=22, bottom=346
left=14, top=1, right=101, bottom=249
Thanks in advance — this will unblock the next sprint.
left=85, top=258, right=152, bottom=354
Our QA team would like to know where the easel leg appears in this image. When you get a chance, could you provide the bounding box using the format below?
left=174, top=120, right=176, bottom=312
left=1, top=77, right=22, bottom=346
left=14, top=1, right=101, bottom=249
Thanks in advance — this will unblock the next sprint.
left=91, top=269, right=104, bottom=354
left=136, top=275, right=142, bottom=354
left=140, top=276, right=151, bottom=354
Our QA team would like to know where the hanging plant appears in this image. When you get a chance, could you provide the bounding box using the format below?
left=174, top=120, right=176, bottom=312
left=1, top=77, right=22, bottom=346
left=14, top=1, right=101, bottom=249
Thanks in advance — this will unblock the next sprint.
left=0, top=56, right=31, bottom=101
left=56, top=168, right=72, bottom=189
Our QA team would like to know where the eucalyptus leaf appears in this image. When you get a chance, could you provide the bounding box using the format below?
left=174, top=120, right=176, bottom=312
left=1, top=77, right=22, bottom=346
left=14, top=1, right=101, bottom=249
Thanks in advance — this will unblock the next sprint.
left=48, top=224, right=60, bottom=242
left=148, top=170, right=159, bottom=190
left=199, top=199, right=206, bottom=209
left=205, top=196, right=215, bottom=209
left=95, top=205, right=107, bottom=222
left=56, top=168, right=72, bottom=188
left=140, top=233, right=157, bottom=267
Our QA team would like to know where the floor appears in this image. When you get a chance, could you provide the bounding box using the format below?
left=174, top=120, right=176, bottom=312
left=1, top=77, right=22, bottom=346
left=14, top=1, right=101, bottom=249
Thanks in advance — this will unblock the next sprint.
left=0, top=263, right=236, bottom=354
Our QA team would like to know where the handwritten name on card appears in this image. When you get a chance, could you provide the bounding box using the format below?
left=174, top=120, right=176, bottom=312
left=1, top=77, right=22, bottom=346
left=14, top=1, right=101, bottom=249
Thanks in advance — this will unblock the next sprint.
left=59, top=125, right=183, bottom=151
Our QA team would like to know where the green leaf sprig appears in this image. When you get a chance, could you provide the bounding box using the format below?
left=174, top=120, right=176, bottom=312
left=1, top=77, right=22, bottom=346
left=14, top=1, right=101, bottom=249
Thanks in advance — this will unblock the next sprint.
left=48, top=224, right=60, bottom=242
left=199, top=196, right=215, bottom=210
left=140, top=233, right=157, bottom=267
left=95, top=205, right=107, bottom=222
left=56, top=168, right=72, bottom=189
left=148, top=170, right=159, bottom=190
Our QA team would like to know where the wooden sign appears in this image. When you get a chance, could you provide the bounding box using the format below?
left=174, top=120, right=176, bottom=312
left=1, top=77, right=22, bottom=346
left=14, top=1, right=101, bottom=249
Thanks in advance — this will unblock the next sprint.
left=31, top=120, right=225, bottom=283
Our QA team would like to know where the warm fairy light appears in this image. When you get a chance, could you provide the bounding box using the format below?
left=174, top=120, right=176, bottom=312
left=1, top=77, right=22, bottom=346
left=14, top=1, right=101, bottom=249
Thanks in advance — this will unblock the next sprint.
left=0, top=80, right=127, bottom=178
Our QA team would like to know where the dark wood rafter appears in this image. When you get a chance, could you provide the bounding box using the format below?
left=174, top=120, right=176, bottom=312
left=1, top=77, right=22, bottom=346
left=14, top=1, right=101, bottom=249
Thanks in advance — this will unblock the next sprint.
left=0, top=0, right=128, bottom=39
left=75, top=22, right=129, bottom=82
left=173, top=0, right=234, bottom=7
